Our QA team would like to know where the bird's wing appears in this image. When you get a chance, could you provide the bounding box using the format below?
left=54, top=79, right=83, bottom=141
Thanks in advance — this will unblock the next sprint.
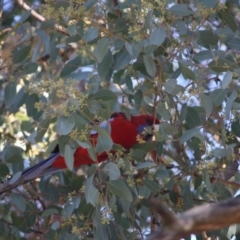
left=0, top=153, right=60, bottom=193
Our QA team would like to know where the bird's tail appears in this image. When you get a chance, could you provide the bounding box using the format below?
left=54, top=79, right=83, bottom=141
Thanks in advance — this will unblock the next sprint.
left=0, top=153, right=61, bottom=194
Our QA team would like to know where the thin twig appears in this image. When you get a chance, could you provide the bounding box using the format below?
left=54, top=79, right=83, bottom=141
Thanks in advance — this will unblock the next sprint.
left=16, top=0, right=70, bottom=36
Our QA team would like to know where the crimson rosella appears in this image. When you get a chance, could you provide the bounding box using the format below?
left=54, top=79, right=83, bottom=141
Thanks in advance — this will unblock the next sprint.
left=0, top=112, right=159, bottom=193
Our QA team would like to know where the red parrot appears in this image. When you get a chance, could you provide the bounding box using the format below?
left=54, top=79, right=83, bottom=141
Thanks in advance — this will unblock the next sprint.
left=0, top=112, right=159, bottom=193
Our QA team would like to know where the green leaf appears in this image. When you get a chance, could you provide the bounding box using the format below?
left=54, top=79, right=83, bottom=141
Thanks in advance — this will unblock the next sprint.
left=199, top=30, right=219, bottom=47
left=209, top=89, right=226, bottom=106
left=199, top=0, right=217, bottom=8
left=185, top=107, right=202, bottom=128
left=200, top=94, right=213, bottom=118
left=62, top=200, right=75, bottom=218
left=40, top=19, right=56, bottom=30
left=131, top=149, right=146, bottom=162
left=74, top=114, right=88, bottom=130
left=35, top=119, right=50, bottom=142
left=232, top=122, right=240, bottom=137
left=12, top=46, right=31, bottom=64
left=26, top=93, right=42, bottom=119
left=95, top=38, right=109, bottom=63
left=164, top=79, right=184, bottom=95
left=83, top=0, right=97, bottom=10
left=95, top=221, right=108, bottom=240
left=51, top=221, right=60, bottom=230
left=181, top=66, right=195, bottom=80
left=11, top=193, right=26, bottom=211
left=182, top=182, right=194, bottom=209
left=225, top=90, right=237, bottom=120
left=149, top=27, right=166, bottom=46
left=9, top=172, right=22, bottom=185
left=221, top=12, right=237, bottom=33
left=125, top=42, right=133, bottom=55
left=135, top=162, right=155, bottom=169
left=132, top=141, right=156, bottom=152
left=169, top=191, right=178, bottom=204
left=60, top=56, right=82, bottom=77
left=213, top=148, right=231, bottom=158
left=160, top=122, right=179, bottom=136
left=209, top=59, right=233, bottom=73
left=134, top=89, right=143, bottom=111
left=139, top=186, right=151, bottom=199
left=222, top=71, right=233, bottom=89
left=115, top=50, right=131, bottom=71
left=143, top=55, right=156, bottom=77
left=0, top=164, right=9, bottom=177
left=85, top=174, right=100, bottom=206
left=42, top=208, right=59, bottom=217
left=12, top=87, right=27, bottom=111
left=155, top=167, right=169, bottom=179
left=169, top=4, right=193, bottom=16
left=97, top=49, right=114, bottom=78
left=180, top=128, right=200, bottom=143
left=64, top=144, right=75, bottom=170
left=93, top=125, right=113, bottom=154
left=226, top=38, right=240, bottom=50
left=87, top=143, right=97, bottom=162
left=143, top=179, right=159, bottom=194
left=4, top=82, right=16, bottom=108
left=67, top=24, right=77, bottom=36
left=42, top=184, right=59, bottom=202
left=108, top=179, right=132, bottom=202
left=20, top=10, right=31, bottom=22
left=4, top=146, right=23, bottom=163
left=36, top=29, right=50, bottom=55
left=125, top=76, right=133, bottom=92
left=203, top=168, right=212, bottom=192
left=91, top=89, right=117, bottom=102
left=157, top=102, right=171, bottom=120
left=194, top=175, right=202, bottom=190
left=194, top=50, right=213, bottom=62
left=56, top=115, right=75, bottom=135
left=83, top=27, right=99, bottom=42
left=87, top=185, right=99, bottom=206
left=24, top=62, right=38, bottom=74
left=104, top=162, right=120, bottom=180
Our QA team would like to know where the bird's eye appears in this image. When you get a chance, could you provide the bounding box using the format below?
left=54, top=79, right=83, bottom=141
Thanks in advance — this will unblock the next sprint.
left=145, top=118, right=152, bottom=125
left=111, top=112, right=119, bottom=118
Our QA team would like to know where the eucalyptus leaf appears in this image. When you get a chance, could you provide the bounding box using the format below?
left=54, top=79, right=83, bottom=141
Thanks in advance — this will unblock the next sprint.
left=225, top=90, right=237, bottom=120
left=12, top=46, right=31, bottom=64
left=104, top=162, right=120, bottom=180
left=93, top=125, right=113, bottom=154
left=4, top=82, right=16, bottom=108
left=83, top=27, right=99, bottom=42
left=200, top=94, right=213, bottom=118
left=64, top=144, right=75, bottom=170
left=180, top=128, right=200, bottom=143
left=56, top=115, right=75, bottom=135
left=222, top=71, right=233, bottom=89
left=108, top=180, right=132, bottom=202
left=210, top=89, right=226, bottom=106
left=95, top=38, right=109, bottom=63
left=149, top=27, right=166, bottom=46
left=143, top=55, right=156, bottom=77
left=11, top=193, right=26, bottom=211
left=169, top=4, right=193, bottom=16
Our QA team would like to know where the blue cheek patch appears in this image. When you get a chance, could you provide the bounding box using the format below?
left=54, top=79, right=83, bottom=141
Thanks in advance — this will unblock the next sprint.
left=137, top=124, right=148, bottom=134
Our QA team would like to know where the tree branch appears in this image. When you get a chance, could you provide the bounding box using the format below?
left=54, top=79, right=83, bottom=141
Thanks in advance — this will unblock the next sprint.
left=16, top=0, right=70, bottom=36
left=149, top=197, right=240, bottom=240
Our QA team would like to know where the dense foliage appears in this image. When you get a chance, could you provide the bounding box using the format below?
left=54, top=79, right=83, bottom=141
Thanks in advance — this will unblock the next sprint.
left=1, top=0, right=240, bottom=239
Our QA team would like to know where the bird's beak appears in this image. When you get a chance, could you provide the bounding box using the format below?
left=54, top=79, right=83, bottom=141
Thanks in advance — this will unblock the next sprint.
left=153, top=124, right=160, bottom=132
